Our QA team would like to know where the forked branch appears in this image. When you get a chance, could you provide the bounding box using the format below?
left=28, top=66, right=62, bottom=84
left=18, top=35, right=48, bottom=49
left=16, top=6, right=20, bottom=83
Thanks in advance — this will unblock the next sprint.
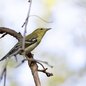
left=0, top=27, right=53, bottom=86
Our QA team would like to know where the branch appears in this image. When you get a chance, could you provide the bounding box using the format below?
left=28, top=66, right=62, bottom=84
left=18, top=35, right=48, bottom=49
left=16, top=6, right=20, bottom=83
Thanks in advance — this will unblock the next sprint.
left=38, top=68, right=53, bottom=77
left=0, top=27, right=23, bottom=86
left=22, top=0, right=32, bottom=50
left=0, top=27, right=53, bottom=86
left=0, top=27, right=23, bottom=42
left=29, top=15, right=53, bottom=23
left=26, top=53, right=41, bottom=86
left=37, top=62, right=53, bottom=77
left=4, top=68, right=7, bottom=86
left=21, top=53, right=53, bottom=86
left=0, top=27, right=41, bottom=86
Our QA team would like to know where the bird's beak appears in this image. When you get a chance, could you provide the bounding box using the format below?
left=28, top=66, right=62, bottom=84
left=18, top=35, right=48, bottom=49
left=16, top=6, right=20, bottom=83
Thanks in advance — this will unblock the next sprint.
left=46, top=28, right=51, bottom=31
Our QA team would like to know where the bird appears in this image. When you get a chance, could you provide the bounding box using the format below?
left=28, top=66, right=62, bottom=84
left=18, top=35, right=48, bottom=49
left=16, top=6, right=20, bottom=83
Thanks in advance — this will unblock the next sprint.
left=0, top=28, right=51, bottom=61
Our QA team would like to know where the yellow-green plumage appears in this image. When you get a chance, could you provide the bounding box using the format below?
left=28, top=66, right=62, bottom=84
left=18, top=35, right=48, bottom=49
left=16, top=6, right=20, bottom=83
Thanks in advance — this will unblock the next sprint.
left=0, top=28, right=51, bottom=61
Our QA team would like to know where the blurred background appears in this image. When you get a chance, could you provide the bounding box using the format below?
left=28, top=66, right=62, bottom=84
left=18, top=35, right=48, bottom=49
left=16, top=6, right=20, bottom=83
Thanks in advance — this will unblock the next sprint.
left=0, top=0, right=86, bottom=86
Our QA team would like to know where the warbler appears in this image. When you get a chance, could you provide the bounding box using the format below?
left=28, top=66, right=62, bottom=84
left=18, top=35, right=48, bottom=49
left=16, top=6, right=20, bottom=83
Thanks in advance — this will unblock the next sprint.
left=0, top=28, right=51, bottom=61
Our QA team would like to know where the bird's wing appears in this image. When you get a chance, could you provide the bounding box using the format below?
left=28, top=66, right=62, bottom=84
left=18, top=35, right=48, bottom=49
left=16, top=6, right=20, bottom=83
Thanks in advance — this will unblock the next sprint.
left=25, top=35, right=38, bottom=48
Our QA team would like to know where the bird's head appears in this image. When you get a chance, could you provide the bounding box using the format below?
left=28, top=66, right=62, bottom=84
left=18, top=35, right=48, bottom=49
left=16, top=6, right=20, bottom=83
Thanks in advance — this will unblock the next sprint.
left=34, top=28, right=51, bottom=38
left=25, top=28, right=51, bottom=43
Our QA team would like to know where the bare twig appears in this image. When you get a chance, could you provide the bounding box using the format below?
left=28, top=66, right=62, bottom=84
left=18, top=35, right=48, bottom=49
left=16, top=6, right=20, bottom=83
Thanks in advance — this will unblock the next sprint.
left=16, top=57, right=53, bottom=68
left=15, top=55, right=53, bottom=78
left=38, top=68, right=53, bottom=77
left=0, top=66, right=7, bottom=86
left=30, top=15, right=53, bottom=23
left=36, top=60, right=53, bottom=68
left=0, top=67, right=6, bottom=82
left=22, top=0, right=32, bottom=50
left=4, top=68, right=7, bottom=86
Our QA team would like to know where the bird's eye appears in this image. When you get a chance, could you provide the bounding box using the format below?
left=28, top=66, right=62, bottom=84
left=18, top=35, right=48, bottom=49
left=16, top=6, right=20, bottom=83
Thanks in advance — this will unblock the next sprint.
left=40, top=28, right=43, bottom=30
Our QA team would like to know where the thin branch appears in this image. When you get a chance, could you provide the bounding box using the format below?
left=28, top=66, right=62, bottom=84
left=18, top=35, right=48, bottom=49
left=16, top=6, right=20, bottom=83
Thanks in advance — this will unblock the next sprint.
left=30, top=15, right=53, bottom=23
left=38, top=69, right=53, bottom=77
left=22, top=0, right=32, bottom=50
left=36, top=60, right=53, bottom=68
left=0, top=65, right=7, bottom=86
left=15, top=56, right=53, bottom=78
left=4, top=68, right=7, bottom=86
left=16, top=58, right=53, bottom=70
left=0, top=67, right=6, bottom=82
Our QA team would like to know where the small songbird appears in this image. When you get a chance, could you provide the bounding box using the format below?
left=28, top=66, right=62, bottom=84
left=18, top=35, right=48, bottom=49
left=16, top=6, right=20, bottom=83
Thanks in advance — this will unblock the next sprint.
left=0, top=28, right=51, bottom=61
